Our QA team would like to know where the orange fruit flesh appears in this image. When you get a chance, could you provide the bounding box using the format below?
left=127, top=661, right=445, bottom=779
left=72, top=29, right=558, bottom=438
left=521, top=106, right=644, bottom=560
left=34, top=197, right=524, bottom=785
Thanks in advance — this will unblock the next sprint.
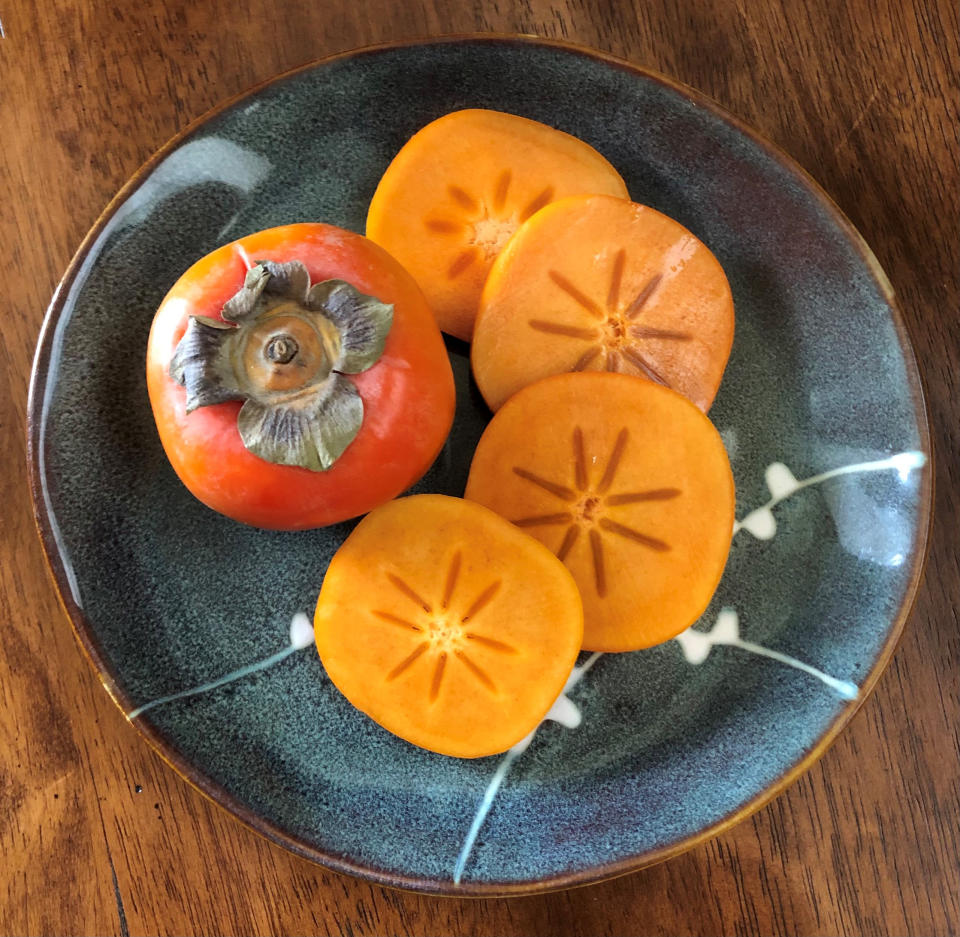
left=465, top=373, right=735, bottom=652
left=366, top=110, right=628, bottom=341
left=313, top=494, right=584, bottom=758
left=472, top=194, right=735, bottom=411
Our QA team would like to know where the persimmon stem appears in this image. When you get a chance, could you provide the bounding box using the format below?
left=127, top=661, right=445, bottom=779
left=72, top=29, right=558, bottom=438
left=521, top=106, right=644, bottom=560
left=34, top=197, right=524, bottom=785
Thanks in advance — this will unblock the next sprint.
left=265, top=334, right=299, bottom=364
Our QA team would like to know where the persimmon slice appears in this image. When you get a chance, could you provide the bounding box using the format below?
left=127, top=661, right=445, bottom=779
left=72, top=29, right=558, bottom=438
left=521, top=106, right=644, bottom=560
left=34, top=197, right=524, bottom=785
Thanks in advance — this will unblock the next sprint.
left=365, top=110, right=628, bottom=341
left=472, top=194, right=735, bottom=411
left=465, top=373, right=735, bottom=652
left=313, top=494, right=583, bottom=758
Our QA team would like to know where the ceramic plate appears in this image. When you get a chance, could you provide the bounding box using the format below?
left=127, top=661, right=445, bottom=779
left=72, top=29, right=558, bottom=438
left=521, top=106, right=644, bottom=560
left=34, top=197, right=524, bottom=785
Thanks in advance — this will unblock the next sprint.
left=28, top=37, right=931, bottom=894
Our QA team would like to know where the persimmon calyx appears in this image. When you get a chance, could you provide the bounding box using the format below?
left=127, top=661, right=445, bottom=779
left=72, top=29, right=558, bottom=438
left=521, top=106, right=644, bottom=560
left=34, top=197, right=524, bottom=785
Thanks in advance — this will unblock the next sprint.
left=169, top=259, right=393, bottom=471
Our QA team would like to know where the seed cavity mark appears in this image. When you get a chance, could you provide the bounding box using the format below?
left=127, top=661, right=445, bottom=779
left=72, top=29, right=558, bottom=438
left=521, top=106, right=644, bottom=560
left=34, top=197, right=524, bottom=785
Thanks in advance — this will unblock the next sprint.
left=605, top=350, right=621, bottom=372
left=512, top=467, right=576, bottom=502
left=386, top=642, right=428, bottom=680
left=621, top=346, right=672, bottom=388
left=549, top=270, right=604, bottom=319
left=461, top=580, right=501, bottom=623
left=430, top=654, right=447, bottom=701
left=373, top=610, right=423, bottom=632
left=426, top=218, right=461, bottom=234
left=599, top=518, right=671, bottom=551
left=455, top=651, right=497, bottom=692
left=519, top=186, right=554, bottom=222
left=448, top=185, right=478, bottom=211
left=465, top=632, right=517, bottom=654
left=387, top=573, right=432, bottom=612
left=631, top=325, right=692, bottom=341
left=492, top=170, right=512, bottom=211
left=606, top=488, right=681, bottom=505
left=607, top=249, right=626, bottom=311
left=528, top=319, right=599, bottom=341
left=442, top=551, right=462, bottom=610
left=513, top=512, right=572, bottom=527
left=448, top=248, right=478, bottom=280
left=573, top=427, right=588, bottom=490
left=589, top=529, right=607, bottom=597
left=597, top=428, right=628, bottom=493
left=573, top=347, right=601, bottom=371
left=626, top=274, right=664, bottom=318
left=556, top=525, right=580, bottom=561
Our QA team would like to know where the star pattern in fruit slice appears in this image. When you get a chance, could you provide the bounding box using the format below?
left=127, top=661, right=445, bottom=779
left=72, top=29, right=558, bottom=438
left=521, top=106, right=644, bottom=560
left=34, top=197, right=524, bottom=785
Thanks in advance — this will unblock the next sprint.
left=526, top=248, right=692, bottom=385
left=372, top=552, right=511, bottom=701
left=424, top=171, right=557, bottom=281
left=510, top=427, right=680, bottom=596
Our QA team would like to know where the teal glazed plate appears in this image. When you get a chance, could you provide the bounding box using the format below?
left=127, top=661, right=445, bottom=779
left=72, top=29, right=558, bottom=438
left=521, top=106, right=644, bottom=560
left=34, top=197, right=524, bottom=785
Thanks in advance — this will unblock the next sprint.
left=28, top=37, right=931, bottom=895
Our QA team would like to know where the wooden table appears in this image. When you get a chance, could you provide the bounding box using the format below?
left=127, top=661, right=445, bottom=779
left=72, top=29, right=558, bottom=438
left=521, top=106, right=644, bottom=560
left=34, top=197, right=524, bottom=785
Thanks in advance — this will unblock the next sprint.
left=2, top=1, right=956, bottom=934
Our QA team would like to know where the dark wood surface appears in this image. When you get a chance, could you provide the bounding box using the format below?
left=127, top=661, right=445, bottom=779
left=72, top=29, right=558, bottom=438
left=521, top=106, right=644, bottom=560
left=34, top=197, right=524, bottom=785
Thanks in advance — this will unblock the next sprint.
left=2, top=1, right=957, bottom=934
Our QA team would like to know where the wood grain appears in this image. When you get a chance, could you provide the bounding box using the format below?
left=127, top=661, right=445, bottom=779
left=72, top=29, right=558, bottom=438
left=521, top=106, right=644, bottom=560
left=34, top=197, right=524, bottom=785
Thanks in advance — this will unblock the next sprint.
left=1, top=0, right=957, bottom=934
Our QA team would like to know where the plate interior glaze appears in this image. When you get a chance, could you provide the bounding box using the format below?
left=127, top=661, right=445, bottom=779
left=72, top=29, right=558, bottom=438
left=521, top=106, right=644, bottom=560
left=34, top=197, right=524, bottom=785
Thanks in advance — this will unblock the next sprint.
left=29, top=37, right=930, bottom=894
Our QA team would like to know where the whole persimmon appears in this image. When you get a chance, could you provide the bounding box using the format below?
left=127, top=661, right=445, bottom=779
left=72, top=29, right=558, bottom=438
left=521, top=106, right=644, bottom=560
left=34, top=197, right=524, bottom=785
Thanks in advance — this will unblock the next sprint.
left=147, top=223, right=455, bottom=529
